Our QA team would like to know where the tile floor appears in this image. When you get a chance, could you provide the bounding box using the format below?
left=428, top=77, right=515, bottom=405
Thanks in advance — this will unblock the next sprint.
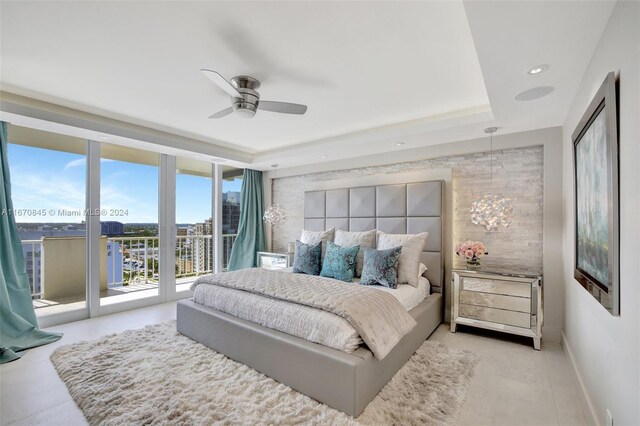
left=0, top=302, right=589, bottom=425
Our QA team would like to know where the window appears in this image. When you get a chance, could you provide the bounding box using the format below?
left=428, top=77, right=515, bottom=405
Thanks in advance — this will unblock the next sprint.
left=222, top=168, right=243, bottom=270
left=100, top=143, right=159, bottom=306
left=5, top=123, right=230, bottom=321
left=175, top=157, right=213, bottom=291
left=7, top=125, right=87, bottom=315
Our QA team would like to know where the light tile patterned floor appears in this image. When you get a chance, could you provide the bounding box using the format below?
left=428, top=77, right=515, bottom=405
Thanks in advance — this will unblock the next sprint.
left=0, top=303, right=588, bottom=425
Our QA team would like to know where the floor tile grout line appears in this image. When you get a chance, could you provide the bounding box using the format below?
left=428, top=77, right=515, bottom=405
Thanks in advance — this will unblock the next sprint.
left=6, top=398, right=81, bottom=426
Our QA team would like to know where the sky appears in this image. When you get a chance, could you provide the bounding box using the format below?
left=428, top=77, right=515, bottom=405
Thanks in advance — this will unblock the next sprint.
left=8, top=144, right=242, bottom=224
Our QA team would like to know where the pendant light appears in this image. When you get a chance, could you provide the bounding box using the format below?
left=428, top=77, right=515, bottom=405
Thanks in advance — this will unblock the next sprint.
left=263, top=164, right=287, bottom=226
left=470, top=127, right=514, bottom=231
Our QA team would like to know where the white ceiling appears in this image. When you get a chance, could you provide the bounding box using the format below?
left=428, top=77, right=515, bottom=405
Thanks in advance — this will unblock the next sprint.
left=0, top=1, right=616, bottom=170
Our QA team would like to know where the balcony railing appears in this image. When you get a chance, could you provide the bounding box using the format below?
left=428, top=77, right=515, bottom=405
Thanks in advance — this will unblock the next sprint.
left=22, top=234, right=238, bottom=302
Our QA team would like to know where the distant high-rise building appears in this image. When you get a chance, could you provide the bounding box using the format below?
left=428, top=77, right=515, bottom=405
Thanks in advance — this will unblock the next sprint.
left=222, top=200, right=240, bottom=235
left=101, top=221, right=124, bottom=237
left=194, top=218, right=213, bottom=273
left=23, top=245, right=42, bottom=296
left=222, top=197, right=241, bottom=268
left=223, top=191, right=241, bottom=205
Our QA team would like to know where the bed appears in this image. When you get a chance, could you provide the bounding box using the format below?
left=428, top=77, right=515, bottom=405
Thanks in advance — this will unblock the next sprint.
left=177, top=180, right=444, bottom=417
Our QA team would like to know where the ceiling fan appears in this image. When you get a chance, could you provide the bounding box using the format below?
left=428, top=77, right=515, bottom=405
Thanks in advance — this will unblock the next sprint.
left=201, top=69, right=308, bottom=119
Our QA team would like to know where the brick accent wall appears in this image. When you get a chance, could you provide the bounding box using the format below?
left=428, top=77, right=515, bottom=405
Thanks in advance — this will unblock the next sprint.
left=272, top=146, right=543, bottom=272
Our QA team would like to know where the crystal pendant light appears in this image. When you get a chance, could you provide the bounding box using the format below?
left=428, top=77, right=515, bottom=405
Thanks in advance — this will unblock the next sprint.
left=470, top=127, right=514, bottom=231
left=264, top=164, right=287, bottom=226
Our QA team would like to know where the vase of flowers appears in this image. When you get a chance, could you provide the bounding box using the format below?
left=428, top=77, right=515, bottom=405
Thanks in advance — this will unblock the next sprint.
left=455, top=241, right=488, bottom=271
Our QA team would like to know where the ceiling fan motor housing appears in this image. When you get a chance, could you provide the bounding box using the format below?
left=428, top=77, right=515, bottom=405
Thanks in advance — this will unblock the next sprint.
left=231, top=75, right=261, bottom=118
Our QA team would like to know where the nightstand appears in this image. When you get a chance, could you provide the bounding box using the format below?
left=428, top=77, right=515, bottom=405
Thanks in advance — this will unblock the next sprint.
left=451, top=269, right=543, bottom=350
left=256, top=251, right=293, bottom=270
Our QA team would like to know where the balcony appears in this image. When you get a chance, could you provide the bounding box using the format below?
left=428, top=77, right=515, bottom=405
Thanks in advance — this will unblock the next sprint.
left=23, top=234, right=237, bottom=314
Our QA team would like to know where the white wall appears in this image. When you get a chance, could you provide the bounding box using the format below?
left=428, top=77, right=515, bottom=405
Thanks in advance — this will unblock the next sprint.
left=269, top=126, right=564, bottom=342
left=561, top=2, right=640, bottom=425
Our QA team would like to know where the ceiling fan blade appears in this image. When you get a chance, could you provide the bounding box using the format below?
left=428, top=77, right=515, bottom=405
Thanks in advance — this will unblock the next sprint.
left=258, top=100, right=307, bottom=115
left=201, top=69, right=242, bottom=98
left=208, top=107, right=234, bottom=119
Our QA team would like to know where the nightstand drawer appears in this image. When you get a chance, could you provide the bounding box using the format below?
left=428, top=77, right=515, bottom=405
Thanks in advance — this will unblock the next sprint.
left=461, top=277, right=530, bottom=298
left=459, top=304, right=531, bottom=328
left=460, top=291, right=531, bottom=313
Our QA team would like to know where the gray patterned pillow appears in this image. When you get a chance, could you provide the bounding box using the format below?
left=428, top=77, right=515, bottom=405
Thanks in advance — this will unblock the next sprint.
left=360, top=246, right=403, bottom=289
left=292, top=240, right=322, bottom=275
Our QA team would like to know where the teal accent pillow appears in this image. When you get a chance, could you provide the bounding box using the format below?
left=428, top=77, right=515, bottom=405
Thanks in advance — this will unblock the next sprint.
left=360, top=246, right=403, bottom=289
left=293, top=240, right=322, bottom=275
left=320, top=241, right=360, bottom=282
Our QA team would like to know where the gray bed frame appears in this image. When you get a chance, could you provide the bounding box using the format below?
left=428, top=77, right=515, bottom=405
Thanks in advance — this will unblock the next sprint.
left=177, top=180, right=445, bottom=417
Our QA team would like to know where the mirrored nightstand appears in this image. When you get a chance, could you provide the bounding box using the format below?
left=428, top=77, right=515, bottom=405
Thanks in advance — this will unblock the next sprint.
left=451, top=268, right=543, bottom=350
left=256, top=252, right=293, bottom=270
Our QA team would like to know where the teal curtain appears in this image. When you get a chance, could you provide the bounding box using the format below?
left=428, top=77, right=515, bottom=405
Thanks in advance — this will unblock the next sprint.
left=0, top=122, right=62, bottom=363
left=227, top=169, right=267, bottom=270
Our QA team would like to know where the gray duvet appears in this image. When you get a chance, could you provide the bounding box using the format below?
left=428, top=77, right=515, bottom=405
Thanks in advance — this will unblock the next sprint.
left=191, top=268, right=417, bottom=359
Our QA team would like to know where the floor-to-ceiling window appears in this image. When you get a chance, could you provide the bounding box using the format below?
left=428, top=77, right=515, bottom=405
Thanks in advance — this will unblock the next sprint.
left=6, top=125, right=88, bottom=317
left=5, top=123, right=229, bottom=323
left=222, top=168, right=243, bottom=270
left=175, top=157, right=213, bottom=292
left=99, top=143, right=160, bottom=307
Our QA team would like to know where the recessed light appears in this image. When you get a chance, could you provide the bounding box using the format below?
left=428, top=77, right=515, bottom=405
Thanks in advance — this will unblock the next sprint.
left=526, top=64, right=549, bottom=75
left=514, top=86, right=555, bottom=101
left=394, top=142, right=405, bottom=146
left=320, top=155, right=328, bottom=159
left=99, top=136, right=108, bottom=140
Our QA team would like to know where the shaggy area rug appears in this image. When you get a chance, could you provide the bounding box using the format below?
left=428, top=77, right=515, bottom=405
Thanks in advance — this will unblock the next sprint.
left=51, top=321, right=478, bottom=425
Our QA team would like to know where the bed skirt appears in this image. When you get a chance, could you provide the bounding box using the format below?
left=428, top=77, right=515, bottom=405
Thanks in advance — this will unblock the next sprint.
left=177, top=293, right=442, bottom=417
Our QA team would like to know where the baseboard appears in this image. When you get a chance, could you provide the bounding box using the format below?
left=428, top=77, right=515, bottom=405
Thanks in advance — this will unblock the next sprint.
left=542, top=326, right=562, bottom=343
left=561, top=331, right=600, bottom=426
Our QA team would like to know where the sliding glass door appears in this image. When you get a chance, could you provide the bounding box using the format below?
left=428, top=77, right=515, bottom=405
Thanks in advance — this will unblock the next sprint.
left=175, top=157, right=213, bottom=293
left=4, top=122, right=229, bottom=323
left=99, top=143, right=160, bottom=308
left=6, top=125, right=88, bottom=319
left=222, top=168, right=243, bottom=270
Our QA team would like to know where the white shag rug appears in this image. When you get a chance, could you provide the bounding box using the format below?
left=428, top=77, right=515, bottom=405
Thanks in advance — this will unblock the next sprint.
left=51, top=321, right=477, bottom=425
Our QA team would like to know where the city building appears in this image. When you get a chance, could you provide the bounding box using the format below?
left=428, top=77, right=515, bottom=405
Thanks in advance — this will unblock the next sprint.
left=101, top=221, right=124, bottom=237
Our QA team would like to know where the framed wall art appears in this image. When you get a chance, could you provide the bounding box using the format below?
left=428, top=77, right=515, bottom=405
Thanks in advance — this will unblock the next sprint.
left=572, top=71, right=619, bottom=315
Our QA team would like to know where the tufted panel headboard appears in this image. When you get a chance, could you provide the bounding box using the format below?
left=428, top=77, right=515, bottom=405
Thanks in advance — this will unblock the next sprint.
left=304, top=180, right=444, bottom=292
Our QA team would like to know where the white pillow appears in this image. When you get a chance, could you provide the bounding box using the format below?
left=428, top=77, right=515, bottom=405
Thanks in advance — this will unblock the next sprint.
left=376, top=231, right=429, bottom=287
left=300, top=228, right=335, bottom=261
left=419, top=262, right=428, bottom=277
left=334, top=229, right=376, bottom=277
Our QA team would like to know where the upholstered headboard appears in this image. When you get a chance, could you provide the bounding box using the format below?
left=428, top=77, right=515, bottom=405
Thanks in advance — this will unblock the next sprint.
left=303, top=180, right=444, bottom=291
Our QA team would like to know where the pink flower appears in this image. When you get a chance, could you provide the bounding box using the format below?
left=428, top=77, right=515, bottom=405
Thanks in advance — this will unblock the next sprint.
left=457, top=241, right=488, bottom=259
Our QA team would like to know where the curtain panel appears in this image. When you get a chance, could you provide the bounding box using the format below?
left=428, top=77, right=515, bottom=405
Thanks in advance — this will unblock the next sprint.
left=227, top=169, right=267, bottom=270
left=0, top=122, right=62, bottom=363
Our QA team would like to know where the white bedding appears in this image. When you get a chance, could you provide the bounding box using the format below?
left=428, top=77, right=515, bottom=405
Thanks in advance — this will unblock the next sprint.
left=192, top=270, right=430, bottom=353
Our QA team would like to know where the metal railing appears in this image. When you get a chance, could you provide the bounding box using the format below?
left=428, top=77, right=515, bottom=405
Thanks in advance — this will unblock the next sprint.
left=109, top=234, right=237, bottom=286
left=22, top=234, right=238, bottom=299
left=108, top=236, right=161, bottom=287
